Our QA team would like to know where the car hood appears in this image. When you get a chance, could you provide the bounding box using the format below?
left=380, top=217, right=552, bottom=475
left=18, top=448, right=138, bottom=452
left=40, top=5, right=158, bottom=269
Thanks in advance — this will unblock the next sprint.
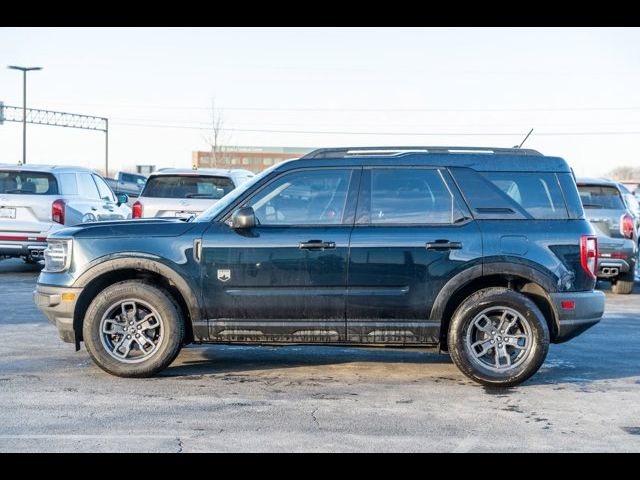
left=48, top=218, right=200, bottom=239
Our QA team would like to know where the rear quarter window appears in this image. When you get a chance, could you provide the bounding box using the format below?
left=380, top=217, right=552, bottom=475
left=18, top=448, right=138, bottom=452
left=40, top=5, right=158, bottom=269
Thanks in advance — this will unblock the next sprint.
left=450, top=168, right=569, bottom=220
left=0, top=171, right=59, bottom=195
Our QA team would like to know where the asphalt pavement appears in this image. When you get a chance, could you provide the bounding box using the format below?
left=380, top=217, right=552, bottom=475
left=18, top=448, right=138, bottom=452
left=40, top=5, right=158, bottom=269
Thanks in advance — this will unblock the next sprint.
left=1, top=258, right=639, bottom=452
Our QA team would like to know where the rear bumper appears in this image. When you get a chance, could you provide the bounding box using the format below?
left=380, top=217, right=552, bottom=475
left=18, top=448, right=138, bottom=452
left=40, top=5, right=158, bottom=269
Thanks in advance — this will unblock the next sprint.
left=0, top=239, right=47, bottom=259
left=33, top=284, right=82, bottom=344
left=549, top=290, right=605, bottom=343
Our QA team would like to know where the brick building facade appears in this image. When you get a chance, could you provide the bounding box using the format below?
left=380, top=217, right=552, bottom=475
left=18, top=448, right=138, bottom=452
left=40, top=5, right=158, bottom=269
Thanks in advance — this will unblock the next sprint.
left=192, top=146, right=314, bottom=173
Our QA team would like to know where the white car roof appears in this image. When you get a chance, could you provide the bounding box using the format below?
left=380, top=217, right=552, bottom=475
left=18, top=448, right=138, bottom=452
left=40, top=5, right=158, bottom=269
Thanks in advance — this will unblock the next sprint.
left=0, top=164, right=98, bottom=174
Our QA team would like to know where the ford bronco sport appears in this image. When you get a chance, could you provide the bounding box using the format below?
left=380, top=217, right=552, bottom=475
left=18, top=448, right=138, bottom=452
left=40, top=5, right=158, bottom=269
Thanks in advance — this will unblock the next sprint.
left=34, top=147, right=605, bottom=386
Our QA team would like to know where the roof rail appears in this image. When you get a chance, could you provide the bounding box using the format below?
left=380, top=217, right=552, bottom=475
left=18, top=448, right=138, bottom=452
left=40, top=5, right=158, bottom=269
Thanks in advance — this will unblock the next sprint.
left=301, top=146, right=543, bottom=159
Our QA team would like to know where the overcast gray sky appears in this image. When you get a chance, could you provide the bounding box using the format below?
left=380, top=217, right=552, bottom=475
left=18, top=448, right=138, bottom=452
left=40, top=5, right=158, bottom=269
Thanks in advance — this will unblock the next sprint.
left=1, top=27, right=640, bottom=176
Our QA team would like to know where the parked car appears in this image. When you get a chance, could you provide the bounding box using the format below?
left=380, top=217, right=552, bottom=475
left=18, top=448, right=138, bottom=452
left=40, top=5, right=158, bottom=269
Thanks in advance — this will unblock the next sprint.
left=577, top=178, right=638, bottom=294
left=35, top=147, right=604, bottom=387
left=105, top=171, right=147, bottom=199
left=131, top=168, right=254, bottom=219
left=0, top=165, right=131, bottom=263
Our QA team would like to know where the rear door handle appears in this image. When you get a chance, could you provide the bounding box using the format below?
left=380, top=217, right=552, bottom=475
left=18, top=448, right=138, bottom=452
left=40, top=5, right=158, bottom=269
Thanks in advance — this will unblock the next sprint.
left=299, top=240, right=336, bottom=250
left=426, top=240, right=463, bottom=250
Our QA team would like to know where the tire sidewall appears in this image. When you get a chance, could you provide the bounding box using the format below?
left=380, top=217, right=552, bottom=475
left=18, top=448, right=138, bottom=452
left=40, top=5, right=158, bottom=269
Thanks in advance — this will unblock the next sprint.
left=82, top=281, right=184, bottom=377
left=448, top=288, right=550, bottom=387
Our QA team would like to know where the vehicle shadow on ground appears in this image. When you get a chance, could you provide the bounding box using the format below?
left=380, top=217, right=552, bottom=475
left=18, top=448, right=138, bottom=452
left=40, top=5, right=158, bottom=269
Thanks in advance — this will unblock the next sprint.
left=163, top=344, right=454, bottom=378
left=161, top=338, right=640, bottom=390
left=0, top=259, right=43, bottom=275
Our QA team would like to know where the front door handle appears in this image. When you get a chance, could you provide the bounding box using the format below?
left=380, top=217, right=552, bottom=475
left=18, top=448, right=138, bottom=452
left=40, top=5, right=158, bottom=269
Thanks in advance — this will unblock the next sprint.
left=194, top=239, right=202, bottom=262
left=299, top=240, right=336, bottom=250
left=426, top=240, right=463, bottom=250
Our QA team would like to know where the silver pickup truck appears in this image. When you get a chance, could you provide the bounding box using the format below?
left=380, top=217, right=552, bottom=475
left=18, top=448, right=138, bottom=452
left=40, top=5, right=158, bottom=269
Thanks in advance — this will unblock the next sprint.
left=0, top=164, right=131, bottom=263
left=104, top=171, right=147, bottom=199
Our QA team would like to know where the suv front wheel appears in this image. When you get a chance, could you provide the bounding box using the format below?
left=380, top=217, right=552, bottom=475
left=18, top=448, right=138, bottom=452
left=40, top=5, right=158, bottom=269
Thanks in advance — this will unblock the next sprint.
left=448, top=287, right=550, bottom=387
left=82, top=281, right=184, bottom=377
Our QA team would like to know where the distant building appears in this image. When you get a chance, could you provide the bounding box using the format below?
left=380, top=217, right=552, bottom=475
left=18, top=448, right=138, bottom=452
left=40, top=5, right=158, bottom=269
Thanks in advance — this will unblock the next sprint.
left=192, top=146, right=315, bottom=173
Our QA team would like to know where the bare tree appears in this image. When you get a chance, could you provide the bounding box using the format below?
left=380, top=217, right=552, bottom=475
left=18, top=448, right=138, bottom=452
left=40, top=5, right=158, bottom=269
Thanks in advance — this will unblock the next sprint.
left=202, top=99, right=228, bottom=168
left=607, top=166, right=640, bottom=181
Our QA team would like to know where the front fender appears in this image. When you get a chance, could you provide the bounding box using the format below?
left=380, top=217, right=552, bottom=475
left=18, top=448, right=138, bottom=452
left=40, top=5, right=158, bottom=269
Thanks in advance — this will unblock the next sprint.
left=73, top=254, right=203, bottom=323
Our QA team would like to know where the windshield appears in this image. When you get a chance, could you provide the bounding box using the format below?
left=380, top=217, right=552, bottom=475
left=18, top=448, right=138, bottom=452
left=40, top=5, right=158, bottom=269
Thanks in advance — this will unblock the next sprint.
left=194, top=165, right=278, bottom=222
left=142, top=175, right=234, bottom=199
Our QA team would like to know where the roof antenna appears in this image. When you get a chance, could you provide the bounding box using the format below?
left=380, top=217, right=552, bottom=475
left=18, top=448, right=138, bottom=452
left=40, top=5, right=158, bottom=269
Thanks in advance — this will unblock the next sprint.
left=514, top=128, right=534, bottom=148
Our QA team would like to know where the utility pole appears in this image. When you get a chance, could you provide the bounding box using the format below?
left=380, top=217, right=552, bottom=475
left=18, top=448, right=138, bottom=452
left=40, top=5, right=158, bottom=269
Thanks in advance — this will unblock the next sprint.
left=105, top=118, right=109, bottom=178
left=7, top=65, right=43, bottom=164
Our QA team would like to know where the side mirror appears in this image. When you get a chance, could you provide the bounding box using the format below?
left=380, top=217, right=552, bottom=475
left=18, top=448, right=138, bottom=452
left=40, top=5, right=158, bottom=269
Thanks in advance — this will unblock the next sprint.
left=117, top=194, right=129, bottom=206
left=231, top=207, right=256, bottom=229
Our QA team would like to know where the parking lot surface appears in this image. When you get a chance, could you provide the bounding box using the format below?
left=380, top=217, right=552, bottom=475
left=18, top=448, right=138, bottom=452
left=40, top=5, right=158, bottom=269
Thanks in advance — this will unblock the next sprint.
left=1, top=258, right=639, bottom=452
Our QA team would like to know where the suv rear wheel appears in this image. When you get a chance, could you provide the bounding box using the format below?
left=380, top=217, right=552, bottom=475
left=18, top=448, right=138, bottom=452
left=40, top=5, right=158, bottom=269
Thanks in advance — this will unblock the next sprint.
left=82, top=280, right=184, bottom=377
left=611, top=272, right=635, bottom=295
left=448, top=287, right=550, bottom=387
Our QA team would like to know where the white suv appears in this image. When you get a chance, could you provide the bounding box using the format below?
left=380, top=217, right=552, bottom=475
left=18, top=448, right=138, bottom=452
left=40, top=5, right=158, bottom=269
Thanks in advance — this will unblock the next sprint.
left=132, top=168, right=254, bottom=219
left=0, top=165, right=131, bottom=262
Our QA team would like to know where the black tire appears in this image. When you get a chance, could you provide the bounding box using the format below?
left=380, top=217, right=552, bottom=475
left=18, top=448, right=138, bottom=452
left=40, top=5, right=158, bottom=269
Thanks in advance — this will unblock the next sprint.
left=611, top=272, right=635, bottom=295
left=82, top=280, right=184, bottom=377
left=448, top=287, right=550, bottom=387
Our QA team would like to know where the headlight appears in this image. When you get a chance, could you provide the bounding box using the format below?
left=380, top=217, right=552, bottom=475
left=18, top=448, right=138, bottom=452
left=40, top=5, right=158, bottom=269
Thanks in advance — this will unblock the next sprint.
left=43, top=239, right=73, bottom=273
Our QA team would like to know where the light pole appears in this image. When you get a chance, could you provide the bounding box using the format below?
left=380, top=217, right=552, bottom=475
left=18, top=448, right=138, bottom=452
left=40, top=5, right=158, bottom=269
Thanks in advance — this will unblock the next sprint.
left=7, top=65, right=42, bottom=164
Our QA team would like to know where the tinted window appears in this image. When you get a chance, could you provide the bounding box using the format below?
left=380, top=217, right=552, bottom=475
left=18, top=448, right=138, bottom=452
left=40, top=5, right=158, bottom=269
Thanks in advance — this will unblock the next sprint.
left=0, top=171, right=58, bottom=195
left=143, top=175, right=234, bottom=199
left=247, top=169, right=352, bottom=225
left=77, top=173, right=100, bottom=200
left=57, top=173, right=78, bottom=195
left=482, top=172, right=567, bottom=219
left=363, top=169, right=456, bottom=224
left=557, top=173, right=585, bottom=219
left=577, top=184, right=625, bottom=210
left=93, top=175, right=116, bottom=202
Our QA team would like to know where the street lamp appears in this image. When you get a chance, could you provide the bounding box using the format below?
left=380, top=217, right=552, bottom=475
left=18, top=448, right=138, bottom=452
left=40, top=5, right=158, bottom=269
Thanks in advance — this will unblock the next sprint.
left=7, top=65, right=43, bottom=165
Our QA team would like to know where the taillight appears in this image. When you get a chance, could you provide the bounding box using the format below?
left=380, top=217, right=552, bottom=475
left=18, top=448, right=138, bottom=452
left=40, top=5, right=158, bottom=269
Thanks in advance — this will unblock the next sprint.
left=580, top=235, right=598, bottom=279
left=621, top=213, right=634, bottom=240
left=132, top=201, right=143, bottom=219
left=52, top=199, right=65, bottom=224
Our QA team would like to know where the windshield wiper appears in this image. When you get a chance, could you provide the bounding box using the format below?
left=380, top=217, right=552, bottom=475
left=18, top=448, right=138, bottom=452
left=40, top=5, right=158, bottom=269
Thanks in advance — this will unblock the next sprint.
left=582, top=203, right=603, bottom=209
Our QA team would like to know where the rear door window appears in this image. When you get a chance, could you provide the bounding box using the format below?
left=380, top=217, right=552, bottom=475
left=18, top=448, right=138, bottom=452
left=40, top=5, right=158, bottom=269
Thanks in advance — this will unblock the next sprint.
left=577, top=184, right=625, bottom=210
left=77, top=173, right=101, bottom=200
left=358, top=168, right=465, bottom=224
left=0, top=171, right=59, bottom=195
left=142, top=175, right=235, bottom=199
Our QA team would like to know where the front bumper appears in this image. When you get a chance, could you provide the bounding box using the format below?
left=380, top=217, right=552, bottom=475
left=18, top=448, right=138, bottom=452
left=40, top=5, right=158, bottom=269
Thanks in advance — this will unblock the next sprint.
left=549, top=290, right=605, bottom=343
left=33, top=284, right=82, bottom=344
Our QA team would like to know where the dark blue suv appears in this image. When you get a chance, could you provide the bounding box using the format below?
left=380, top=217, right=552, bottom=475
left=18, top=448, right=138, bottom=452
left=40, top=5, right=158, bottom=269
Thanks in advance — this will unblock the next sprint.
left=34, top=147, right=605, bottom=386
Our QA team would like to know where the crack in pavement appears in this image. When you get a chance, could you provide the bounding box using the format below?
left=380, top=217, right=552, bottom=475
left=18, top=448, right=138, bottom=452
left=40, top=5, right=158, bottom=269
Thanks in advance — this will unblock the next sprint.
left=311, top=408, right=320, bottom=429
left=176, top=437, right=183, bottom=453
